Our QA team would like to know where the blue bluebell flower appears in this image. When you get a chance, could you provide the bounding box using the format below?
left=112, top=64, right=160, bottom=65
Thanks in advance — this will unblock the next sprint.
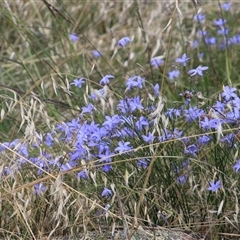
left=207, top=180, right=221, bottom=192
left=117, top=37, right=131, bottom=47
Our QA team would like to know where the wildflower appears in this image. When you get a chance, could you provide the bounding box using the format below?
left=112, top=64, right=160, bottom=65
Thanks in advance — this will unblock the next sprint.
left=233, top=159, right=240, bottom=172
left=70, top=78, right=85, bottom=88
left=135, top=116, right=149, bottom=131
left=184, top=106, right=205, bottom=122
left=184, top=144, right=198, bottom=157
left=213, top=18, right=226, bottom=27
left=207, top=180, right=221, bottom=193
left=77, top=170, right=88, bottom=179
left=221, top=86, right=238, bottom=101
left=150, top=57, right=164, bottom=68
left=45, top=133, right=54, bottom=147
left=142, top=132, right=155, bottom=143
left=191, top=40, right=199, bottom=48
left=220, top=133, right=235, bottom=146
left=101, top=187, right=112, bottom=197
left=200, top=116, right=220, bottom=130
left=34, top=183, right=46, bottom=195
left=125, top=76, right=145, bottom=90
left=99, top=74, right=115, bottom=85
left=61, top=163, right=73, bottom=172
left=92, top=50, right=101, bottom=59
left=153, top=83, right=160, bottom=97
left=197, top=30, right=208, bottom=37
left=103, top=115, right=122, bottom=130
left=188, top=65, right=208, bottom=76
left=82, top=103, right=95, bottom=114
left=217, top=27, right=229, bottom=35
left=165, top=108, right=181, bottom=119
left=177, top=175, right=187, bottom=184
left=115, top=141, right=133, bottom=154
left=172, top=128, right=183, bottom=139
left=168, top=70, right=180, bottom=80
left=129, top=96, right=144, bottom=112
left=69, top=33, right=79, bottom=42
left=17, top=144, right=29, bottom=157
left=117, top=99, right=131, bottom=114
left=175, top=53, right=190, bottom=67
left=102, top=164, right=112, bottom=172
left=137, top=159, right=149, bottom=168
left=197, top=135, right=211, bottom=145
left=194, top=13, right=205, bottom=22
left=117, top=37, right=131, bottom=47
left=159, top=129, right=172, bottom=142
left=205, top=37, right=217, bottom=45
left=198, top=52, right=204, bottom=60
left=221, top=2, right=231, bottom=11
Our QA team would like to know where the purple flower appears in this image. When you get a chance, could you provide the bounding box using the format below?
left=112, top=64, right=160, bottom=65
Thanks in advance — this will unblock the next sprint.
left=184, top=144, right=198, bottom=157
left=115, top=141, right=133, bottom=154
left=69, top=33, right=79, bottom=42
left=150, top=57, right=164, bottom=68
left=101, top=187, right=112, bottom=197
left=213, top=18, right=226, bottom=26
left=230, top=35, right=240, bottom=45
left=125, top=76, right=145, bottom=90
left=194, top=13, right=205, bottom=22
left=153, top=84, right=160, bottom=97
left=199, top=116, right=218, bottom=130
left=99, top=75, right=115, bottom=85
left=188, top=65, right=208, bottom=76
left=221, top=2, right=231, bottom=11
left=61, top=163, right=73, bottom=172
left=175, top=53, right=190, bottom=67
left=166, top=108, right=182, bottom=119
left=117, top=37, right=131, bottom=47
left=197, top=30, right=208, bottom=37
left=117, top=99, right=131, bottom=114
left=217, top=27, right=229, bottom=35
left=142, top=132, right=155, bottom=143
left=137, top=159, right=149, bottom=168
left=221, top=86, right=238, bottom=101
left=233, top=159, right=240, bottom=172
left=129, top=96, right=144, bottom=112
left=67, top=119, right=80, bottom=130
left=177, top=175, right=187, bottom=184
left=82, top=103, right=95, bottom=114
left=168, top=70, right=180, bottom=80
left=103, top=114, right=122, bottom=130
left=34, top=183, right=46, bottom=195
left=198, top=52, right=204, bottom=60
left=135, top=116, right=149, bottom=131
left=45, top=133, right=54, bottom=147
left=172, top=128, right=183, bottom=139
left=207, top=180, right=221, bottom=193
left=17, top=144, right=29, bottom=158
left=159, top=129, right=172, bottom=142
left=191, top=40, right=199, bottom=49
left=198, top=135, right=211, bottom=145
left=77, top=170, right=88, bottom=179
left=220, top=133, right=235, bottom=146
left=184, top=107, right=205, bottom=122
left=102, top=164, right=112, bottom=172
left=70, top=78, right=85, bottom=88
left=92, top=50, right=102, bottom=59
left=205, top=37, right=217, bottom=45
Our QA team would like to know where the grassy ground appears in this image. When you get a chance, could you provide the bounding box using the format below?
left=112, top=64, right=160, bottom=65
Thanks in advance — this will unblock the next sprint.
left=1, top=1, right=240, bottom=239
